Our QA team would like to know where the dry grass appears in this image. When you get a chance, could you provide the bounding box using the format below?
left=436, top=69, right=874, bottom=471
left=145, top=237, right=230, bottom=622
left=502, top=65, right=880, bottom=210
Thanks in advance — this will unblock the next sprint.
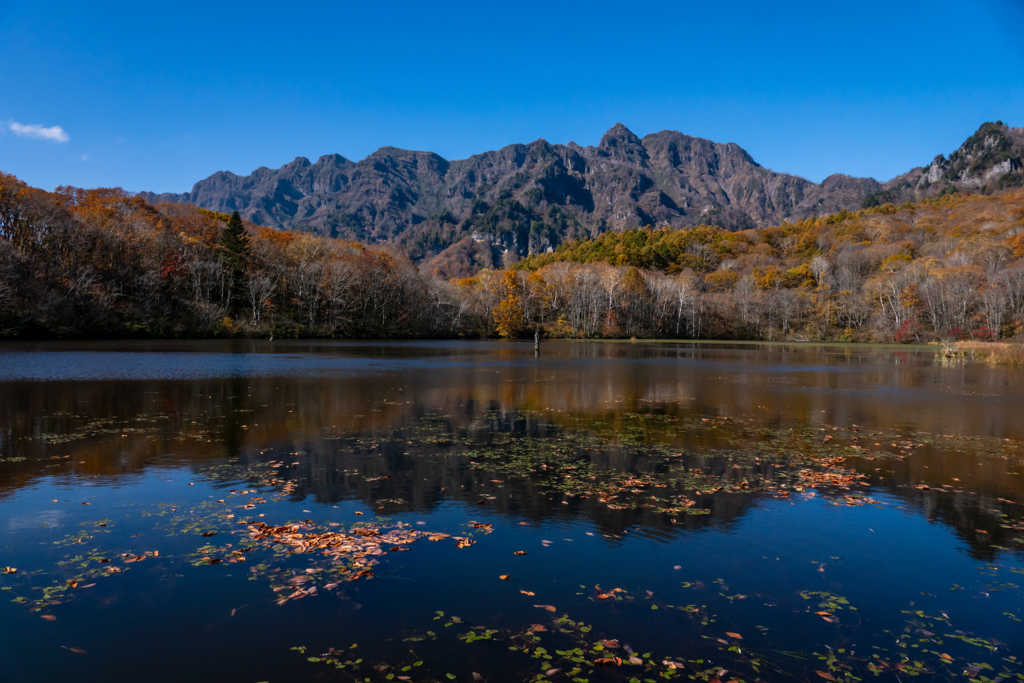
left=954, top=340, right=1024, bottom=365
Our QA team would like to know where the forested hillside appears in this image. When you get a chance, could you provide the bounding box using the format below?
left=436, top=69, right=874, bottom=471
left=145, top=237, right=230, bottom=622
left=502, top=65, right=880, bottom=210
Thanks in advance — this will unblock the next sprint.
left=512, top=189, right=1024, bottom=341
left=2, top=171, right=1023, bottom=343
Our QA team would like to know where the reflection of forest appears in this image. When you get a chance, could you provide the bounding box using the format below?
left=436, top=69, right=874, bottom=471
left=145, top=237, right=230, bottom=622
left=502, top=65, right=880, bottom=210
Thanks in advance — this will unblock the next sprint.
left=0, top=342, right=1021, bottom=559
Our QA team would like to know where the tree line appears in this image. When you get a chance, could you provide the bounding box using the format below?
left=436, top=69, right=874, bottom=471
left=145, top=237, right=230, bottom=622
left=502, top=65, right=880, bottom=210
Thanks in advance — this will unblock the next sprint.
left=1, top=171, right=1023, bottom=342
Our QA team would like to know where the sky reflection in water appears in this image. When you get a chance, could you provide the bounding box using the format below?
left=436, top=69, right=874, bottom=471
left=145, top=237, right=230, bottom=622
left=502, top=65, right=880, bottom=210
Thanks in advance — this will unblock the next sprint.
left=0, top=340, right=1021, bottom=683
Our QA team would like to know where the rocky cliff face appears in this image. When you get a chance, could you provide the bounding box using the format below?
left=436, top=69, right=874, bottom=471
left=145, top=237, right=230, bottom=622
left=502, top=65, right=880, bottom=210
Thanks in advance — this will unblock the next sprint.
left=143, top=122, right=1023, bottom=263
left=862, top=121, right=1024, bottom=207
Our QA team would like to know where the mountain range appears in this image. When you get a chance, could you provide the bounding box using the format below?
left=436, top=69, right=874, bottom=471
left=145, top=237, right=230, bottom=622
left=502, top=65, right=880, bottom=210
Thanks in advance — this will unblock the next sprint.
left=143, top=121, right=1024, bottom=271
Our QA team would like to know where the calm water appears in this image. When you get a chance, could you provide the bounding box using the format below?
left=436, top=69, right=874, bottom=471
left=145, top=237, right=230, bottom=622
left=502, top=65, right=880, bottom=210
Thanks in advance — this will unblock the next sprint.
left=0, top=340, right=1022, bottom=683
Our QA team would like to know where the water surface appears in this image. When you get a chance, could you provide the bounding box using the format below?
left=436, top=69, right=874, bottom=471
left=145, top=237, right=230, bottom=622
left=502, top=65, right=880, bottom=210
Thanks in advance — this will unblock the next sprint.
left=1, top=340, right=1021, bottom=682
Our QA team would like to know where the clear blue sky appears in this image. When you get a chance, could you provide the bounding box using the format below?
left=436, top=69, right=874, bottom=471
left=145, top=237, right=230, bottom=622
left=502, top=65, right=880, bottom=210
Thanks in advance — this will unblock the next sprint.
left=2, top=0, right=1022, bottom=193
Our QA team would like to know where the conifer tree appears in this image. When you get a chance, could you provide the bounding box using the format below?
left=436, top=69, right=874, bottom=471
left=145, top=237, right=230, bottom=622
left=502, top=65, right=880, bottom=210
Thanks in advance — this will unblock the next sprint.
left=220, top=211, right=250, bottom=314
left=221, top=211, right=250, bottom=271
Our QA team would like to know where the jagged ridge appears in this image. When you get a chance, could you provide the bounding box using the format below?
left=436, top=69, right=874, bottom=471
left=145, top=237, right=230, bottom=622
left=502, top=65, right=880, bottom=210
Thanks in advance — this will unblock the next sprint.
left=143, top=122, right=1024, bottom=266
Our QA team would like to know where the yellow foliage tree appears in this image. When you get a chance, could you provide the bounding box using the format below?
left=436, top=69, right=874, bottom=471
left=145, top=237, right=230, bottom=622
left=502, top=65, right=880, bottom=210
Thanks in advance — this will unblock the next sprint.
left=493, top=270, right=526, bottom=338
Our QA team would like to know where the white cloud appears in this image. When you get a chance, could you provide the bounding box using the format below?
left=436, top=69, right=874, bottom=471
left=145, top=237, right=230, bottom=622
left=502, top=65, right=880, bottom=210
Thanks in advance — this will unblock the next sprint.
left=80, top=153, right=89, bottom=162
left=9, top=122, right=69, bottom=143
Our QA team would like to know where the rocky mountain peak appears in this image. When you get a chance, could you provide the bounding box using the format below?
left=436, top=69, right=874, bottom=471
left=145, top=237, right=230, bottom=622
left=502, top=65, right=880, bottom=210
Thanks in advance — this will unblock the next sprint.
left=598, top=123, right=647, bottom=163
left=141, top=121, right=1023, bottom=269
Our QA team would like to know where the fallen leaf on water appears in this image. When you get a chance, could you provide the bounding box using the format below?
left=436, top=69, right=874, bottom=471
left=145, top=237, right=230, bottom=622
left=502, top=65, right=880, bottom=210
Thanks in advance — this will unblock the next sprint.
left=940, top=653, right=953, bottom=661
left=815, top=672, right=836, bottom=681
left=531, top=624, right=547, bottom=632
left=600, top=639, right=620, bottom=649
left=726, top=632, right=743, bottom=640
left=455, top=538, right=475, bottom=549
left=545, top=669, right=560, bottom=676
left=67, top=580, right=78, bottom=588
left=520, top=590, right=535, bottom=596
left=63, top=647, right=87, bottom=655
left=534, top=604, right=557, bottom=612
left=628, top=655, right=643, bottom=665
left=201, top=531, right=217, bottom=537
left=2, top=567, right=17, bottom=574
left=41, top=615, right=56, bottom=621
left=594, top=657, right=617, bottom=666
left=499, top=574, right=509, bottom=581
left=513, top=551, right=527, bottom=555
left=597, top=593, right=613, bottom=599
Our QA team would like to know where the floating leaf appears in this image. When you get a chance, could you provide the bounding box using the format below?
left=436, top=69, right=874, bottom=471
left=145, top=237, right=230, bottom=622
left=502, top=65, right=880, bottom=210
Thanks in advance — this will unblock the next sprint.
left=513, top=551, right=527, bottom=555
left=531, top=624, right=548, bottom=632
left=499, top=574, right=509, bottom=581
left=725, top=632, right=742, bottom=640
left=815, top=673, right=836, bottom=681
left=41, top=614, right=57, bottom=621
left=534, top=604, right=557, bottom=612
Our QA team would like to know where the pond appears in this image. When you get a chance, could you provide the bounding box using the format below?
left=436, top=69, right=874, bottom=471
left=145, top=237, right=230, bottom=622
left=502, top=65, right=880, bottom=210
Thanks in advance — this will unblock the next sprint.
left=0, top=340, right=1022, bottom=683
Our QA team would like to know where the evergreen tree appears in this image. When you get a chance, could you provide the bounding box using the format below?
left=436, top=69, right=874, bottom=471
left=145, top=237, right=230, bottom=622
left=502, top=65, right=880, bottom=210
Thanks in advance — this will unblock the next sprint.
left=221, top=211, right=250, bottom=271
left=220, top=211, right=250, bottom=314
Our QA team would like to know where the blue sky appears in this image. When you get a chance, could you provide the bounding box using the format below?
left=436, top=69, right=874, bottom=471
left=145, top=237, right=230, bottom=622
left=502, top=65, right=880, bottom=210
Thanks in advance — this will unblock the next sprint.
left=1, top=0, right=1022, bottom=193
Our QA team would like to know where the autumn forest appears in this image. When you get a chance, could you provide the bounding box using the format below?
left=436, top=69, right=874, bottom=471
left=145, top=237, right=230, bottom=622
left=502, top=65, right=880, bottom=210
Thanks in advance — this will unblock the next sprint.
left=2, top=171, right=1024, bottom=344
